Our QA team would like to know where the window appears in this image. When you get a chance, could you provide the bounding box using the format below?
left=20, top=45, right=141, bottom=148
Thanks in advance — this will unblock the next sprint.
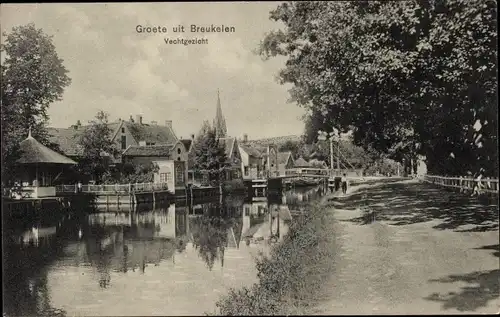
left=177, top=148, right=181, bottom=154
left=175, top=165, right=185, bottom=185
left=245, top=207, right=250, bottom=216
left=121, top=127, right=125, bottom=133
left=177, top=157, right=181, bottom=161
left=160, top=172, right=172, bottom=183
left=244, top=166, right=249, bottom=176
left=121, top=135, right=127, bottom=149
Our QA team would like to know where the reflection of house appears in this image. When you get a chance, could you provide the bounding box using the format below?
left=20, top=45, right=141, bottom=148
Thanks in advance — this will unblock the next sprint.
left=11, top=130, right=77, bottom=199
left=88, top=213, right=132, bottom=226
left=19, top=226, right=57, bottom=246
left=153, top=204, right=176, bottom=239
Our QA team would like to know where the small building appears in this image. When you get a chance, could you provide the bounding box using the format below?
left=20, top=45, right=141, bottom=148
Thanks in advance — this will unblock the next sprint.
left=152, top=160, right=187, bottom=193
left=12, top=131, right=77, bottom=199
left=238, top=137, right=267, bottom=179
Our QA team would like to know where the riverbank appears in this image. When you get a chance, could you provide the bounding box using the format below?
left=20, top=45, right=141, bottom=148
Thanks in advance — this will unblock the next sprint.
left=211, top=186, right=354, bottom=315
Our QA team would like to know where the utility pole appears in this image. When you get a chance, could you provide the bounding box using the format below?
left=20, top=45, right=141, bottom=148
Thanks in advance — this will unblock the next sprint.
left=329, top=137, right=334, bottom=173
left=336, top=136, right=340, bottom=171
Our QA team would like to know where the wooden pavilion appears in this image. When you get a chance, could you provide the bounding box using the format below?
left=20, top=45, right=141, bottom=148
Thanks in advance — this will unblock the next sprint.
left=12, top=130, right=77, bottom=199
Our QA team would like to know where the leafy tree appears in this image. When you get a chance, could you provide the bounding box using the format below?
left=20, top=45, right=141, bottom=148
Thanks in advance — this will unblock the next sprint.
left=77, top=111, right=119, bottom=183
left=106, top=162, right=159, bottom=184
left=192, top=121, right=228, bottom=184
left=1, top=23, right=71, bottom=185
left=259, top=1, right=497, bottom=176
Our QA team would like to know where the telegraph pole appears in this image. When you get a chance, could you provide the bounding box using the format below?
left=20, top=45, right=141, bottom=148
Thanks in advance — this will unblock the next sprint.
left=336, top=135, right=340, bottom=171
left=329, top=137, right=334, bottom=173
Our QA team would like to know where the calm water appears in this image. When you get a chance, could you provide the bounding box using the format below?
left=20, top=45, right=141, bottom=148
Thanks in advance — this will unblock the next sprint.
left=2, top=186, right=324, bottom=317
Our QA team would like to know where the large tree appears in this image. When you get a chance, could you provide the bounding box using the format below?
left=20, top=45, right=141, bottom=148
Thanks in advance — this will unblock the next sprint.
left=1, top=23, right=71, bottom=185
left=192, top=121, right=228, bottom=184
left=77, top=111, right=119, bottom=183
left=259, top=0, right=497, bottom=176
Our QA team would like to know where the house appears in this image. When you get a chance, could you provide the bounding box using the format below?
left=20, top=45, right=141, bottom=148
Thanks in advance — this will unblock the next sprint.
left=48, top=115, right=190, bottom=184
left=219, top=137, right=242, bottom=180
left=11, top=130, right=77, bottom=199
left=277, top=151, right=295, bottom=176
left=238, top=136, right=267, bottom=179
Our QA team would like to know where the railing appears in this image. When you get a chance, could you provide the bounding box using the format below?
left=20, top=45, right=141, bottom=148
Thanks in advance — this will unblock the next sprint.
left=55, top=182, right=169, bottom=195
left=423, top=175, right=499, bottom=194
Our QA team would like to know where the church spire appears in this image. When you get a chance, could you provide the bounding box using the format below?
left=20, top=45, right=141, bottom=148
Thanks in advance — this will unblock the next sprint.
left=213, top=89, right=227, bottom=139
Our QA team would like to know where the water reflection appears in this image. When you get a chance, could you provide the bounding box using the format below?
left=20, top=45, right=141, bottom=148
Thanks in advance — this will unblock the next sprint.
left=2, top=186, right=323, bottom=317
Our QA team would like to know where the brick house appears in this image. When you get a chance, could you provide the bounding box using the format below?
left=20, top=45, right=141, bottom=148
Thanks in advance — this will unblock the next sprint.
left=48, top=115, right=189, bottom=186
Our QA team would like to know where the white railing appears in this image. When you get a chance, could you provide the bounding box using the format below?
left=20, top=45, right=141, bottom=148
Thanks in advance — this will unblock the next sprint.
left=423, top=175, right=499, bottom=194
left=55, top=182, right=169, bottom=195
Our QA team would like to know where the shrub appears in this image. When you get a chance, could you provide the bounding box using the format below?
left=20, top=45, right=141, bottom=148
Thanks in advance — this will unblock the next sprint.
left=222, top=179, right=246, bottom=194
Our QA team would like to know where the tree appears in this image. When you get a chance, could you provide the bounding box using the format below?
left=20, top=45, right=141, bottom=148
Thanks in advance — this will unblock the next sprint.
left=77, top=111, right=119, bottom=183
left=192, top=122, right=228, bottom=185
left=1, top=23, right=71, bottom=185
left=107, top=161, right=159, bottom=184
left=259, top=1, right=497, bottom=176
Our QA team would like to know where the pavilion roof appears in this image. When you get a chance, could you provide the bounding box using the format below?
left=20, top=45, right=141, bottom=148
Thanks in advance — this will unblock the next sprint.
left=17, top=132, right=77, bottom=165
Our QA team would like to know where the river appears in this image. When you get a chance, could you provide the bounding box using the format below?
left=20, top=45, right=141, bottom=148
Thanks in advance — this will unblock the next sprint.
left=2, top=186, right=324, bottom=317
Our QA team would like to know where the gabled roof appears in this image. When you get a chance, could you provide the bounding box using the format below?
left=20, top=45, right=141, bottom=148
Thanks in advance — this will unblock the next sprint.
left=124, top=121, right=178, bottom=145
left=277, top=151, right=293, bottom=165
left=47, top=127, right=84, bottom=156
left=48, top=120, right=179, bottom=157
left=122, top=145, right=175, bottom=157
left=239, top=143, right=265, bottom=158
left=294, top=157, right=310, bottom=168
left=17, top=133, right=77, bottom=165
left=180, top=139, right=193, bottom=152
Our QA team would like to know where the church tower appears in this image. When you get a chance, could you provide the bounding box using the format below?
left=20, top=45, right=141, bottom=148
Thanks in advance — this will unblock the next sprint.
left=213, top=89, right=227, bottom=139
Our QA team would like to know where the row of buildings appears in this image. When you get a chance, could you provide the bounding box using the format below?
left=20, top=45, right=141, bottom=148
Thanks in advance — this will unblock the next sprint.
left=32, top=91, right=307, bottom=190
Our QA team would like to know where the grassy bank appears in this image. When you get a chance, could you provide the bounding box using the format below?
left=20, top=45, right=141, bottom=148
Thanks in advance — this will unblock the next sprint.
left=210, top=197, right=337, bottom=315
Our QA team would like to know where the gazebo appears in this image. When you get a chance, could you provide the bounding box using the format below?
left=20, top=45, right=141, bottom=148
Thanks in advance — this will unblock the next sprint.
left=13, top=130, right=77, bottom=199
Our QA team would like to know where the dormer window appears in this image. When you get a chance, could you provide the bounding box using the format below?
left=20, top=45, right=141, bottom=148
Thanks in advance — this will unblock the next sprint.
left=177, top=148, right=181, bottom=154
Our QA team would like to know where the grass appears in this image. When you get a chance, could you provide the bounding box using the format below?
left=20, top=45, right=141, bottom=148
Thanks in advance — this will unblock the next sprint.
left=209, top=198, right=337, bottom=315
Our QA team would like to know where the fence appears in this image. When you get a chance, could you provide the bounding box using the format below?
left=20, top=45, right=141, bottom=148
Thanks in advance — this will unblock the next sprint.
left=423, top=175, right=499, bottom=194
left=55, top=182, right=169, bottom=195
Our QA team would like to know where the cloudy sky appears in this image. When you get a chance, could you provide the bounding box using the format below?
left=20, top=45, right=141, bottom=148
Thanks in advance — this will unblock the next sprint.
left=1, top=3, right=305, bottom=140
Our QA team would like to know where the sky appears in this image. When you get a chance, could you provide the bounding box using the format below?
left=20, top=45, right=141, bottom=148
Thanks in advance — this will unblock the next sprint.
left=1, top=2, right=306, bottom=140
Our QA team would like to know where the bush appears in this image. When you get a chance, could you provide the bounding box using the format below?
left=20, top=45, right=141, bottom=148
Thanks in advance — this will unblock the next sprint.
left=222, top=179, right=246, bottom=194
left=212, top=201, right=336, bottom=315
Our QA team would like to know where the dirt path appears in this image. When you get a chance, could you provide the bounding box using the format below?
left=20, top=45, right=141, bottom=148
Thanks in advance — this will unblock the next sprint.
left=311, top=180, right=499, bottom=315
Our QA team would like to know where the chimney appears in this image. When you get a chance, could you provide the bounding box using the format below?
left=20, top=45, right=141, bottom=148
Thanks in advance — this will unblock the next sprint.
left=191, top=134, right=195, bottom=140
left=136, top=115, right=143, bottom=125
left=165, top=120, right=172, bottom=129
left=151, top=121, right=158, bottom=125
left=243, top=134, right=248, bottom=143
